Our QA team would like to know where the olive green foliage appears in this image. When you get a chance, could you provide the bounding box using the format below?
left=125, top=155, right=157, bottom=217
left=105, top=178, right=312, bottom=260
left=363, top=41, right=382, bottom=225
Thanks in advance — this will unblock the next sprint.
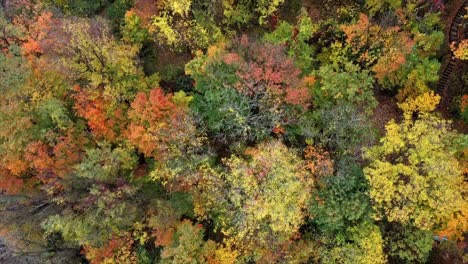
left=33, top=98, right=72, bottom=131
left=297, top=103, right=376, bottom=156
left=0, top=9, right=28, bottom=95
left=0, top=46, right=29, bottom=96
left=319, top=222, right=387, bottom=264
left=310, top=159, right=372, bottom=235
left=150, top=0, right=224, bottom=51
left=42, top=144, right=140, bottom=246
left=159, top=220, right=211, bottom=264
left=366, top=0, right=402, bottom=16
left=223, top=0, right=285, bottom=26
left=263, top=9, right=318, bottom=73
left=51, top=0, right=109, bottom=16
left=42, top=185, right=139, bottom=246
left=122, top=11, right=149, bottom=44
left=313, top=61, right=376, bottom=111
left=383, top=225, right=433, bottom=263
left=61, top=18, right=157, bottom=102
left=106, top=0, right=134, bottom=28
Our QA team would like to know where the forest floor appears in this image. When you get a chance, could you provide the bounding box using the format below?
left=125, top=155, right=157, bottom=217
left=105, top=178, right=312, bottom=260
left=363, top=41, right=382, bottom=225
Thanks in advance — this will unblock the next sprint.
left=0, top=238, right=38, bottom=264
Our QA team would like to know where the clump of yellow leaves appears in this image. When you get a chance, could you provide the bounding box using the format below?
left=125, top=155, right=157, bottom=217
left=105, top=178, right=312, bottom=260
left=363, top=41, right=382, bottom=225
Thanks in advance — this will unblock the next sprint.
left=364, top=91, right=466, bottom=231
left=398, top=91, right=440, bottom=120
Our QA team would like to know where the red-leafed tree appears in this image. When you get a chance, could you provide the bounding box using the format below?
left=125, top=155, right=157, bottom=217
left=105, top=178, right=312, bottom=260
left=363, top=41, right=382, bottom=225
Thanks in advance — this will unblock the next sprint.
left=226, top=36, right=311, bottom=110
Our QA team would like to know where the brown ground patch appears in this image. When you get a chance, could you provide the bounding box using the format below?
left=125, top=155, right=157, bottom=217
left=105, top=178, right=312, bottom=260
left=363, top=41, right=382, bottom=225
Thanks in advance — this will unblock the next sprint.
left=371, top=92, right=402, bottom=135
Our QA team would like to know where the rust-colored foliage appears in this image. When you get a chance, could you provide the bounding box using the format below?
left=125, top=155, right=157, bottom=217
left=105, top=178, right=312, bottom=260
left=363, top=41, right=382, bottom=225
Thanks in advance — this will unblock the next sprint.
left=132, top=0, right=159, bottom=26
left=372, top=28, right=414, bottom=82
left=146, top=203, right=182, bottom=247
left=0, top=168, right=24, bottom=195
left=225, top=36, right=311, bottom=109
left=153, top=227, right=175, bottom=247
left=303, top=145, right=334, bottom=179
left=82, top=233, right=136, bottom=264
left=73, top=86, right=126, bottom=141
left=126, top=88, right=187, bottom=160
left=24, top=130, right=86, bottom=189
left=21, top=12, right=53, bottom=58
left=340, top=13, right=373, bottom=52
left=435, top=203, right=468, bottom=241
left=461, top=95, right=468, bottom=113
left=340, top=13, right=414, bottom=82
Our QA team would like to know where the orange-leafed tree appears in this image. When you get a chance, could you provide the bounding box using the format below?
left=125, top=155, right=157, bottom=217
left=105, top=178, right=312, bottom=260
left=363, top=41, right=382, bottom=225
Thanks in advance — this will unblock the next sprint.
left=73, top=86, right=127, bottom=142
left=24, top=129, right=87, bottom=190
left=82, top=233, right=137, bottom=264
left=126, top=88, right=196, bottom=161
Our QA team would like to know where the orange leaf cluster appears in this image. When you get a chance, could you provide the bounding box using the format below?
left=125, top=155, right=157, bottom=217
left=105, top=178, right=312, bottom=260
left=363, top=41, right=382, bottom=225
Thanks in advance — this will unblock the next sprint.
left=0, top=168, right=24, bottom=195
left=126, top=88, right=187, bottom=159
left=24, top=131, right=86, bottom=189
left=372, top=28, right=414, bottom=82
left=131, top=0, right=158, bottom=26
left=82, top=233, right=136, bottom=264
left=461, top=94, right=468, bottom=113
left=73, top=86, right=125, bottom=141
left=303, top=145, right=334, bottom=179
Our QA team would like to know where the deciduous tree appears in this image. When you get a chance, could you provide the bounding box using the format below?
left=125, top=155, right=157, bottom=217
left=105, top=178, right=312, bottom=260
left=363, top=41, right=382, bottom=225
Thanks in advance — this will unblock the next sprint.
left=364, top=103, right=465, bottom=230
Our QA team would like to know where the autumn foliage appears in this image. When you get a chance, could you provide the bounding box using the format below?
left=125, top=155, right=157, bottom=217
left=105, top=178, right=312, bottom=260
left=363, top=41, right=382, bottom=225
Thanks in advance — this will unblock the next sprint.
left=0, top=1, right=466, bottom=263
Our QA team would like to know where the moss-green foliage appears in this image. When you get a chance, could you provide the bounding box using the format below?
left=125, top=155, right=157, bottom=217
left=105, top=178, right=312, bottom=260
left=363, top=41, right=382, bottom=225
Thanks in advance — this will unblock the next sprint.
left=51, top=0, right=110, bottom=16
left=187, top=50, right=272, bottom=146
left=121, top=11, right=149, bottom=44
left=263, top=9, right=318, bottom=73
left=310, top=159, right=372, bottom=235
left=384, top=224, right=433, bottom=263
left=297, top=103, right=376, bottom=156
left=366, top=0, right=402, bottom=16
left=33, top=98, right=72, bottom=131
left=107, top=0, right=134, bottom=30
left=319, top=222, right=387, bottom=264
left=313, top=61, right=376, bottom=112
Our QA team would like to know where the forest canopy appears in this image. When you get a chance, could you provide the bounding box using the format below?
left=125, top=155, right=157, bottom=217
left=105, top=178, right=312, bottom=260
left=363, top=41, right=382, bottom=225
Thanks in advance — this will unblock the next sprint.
left=0, top=0, right=467, bottom=263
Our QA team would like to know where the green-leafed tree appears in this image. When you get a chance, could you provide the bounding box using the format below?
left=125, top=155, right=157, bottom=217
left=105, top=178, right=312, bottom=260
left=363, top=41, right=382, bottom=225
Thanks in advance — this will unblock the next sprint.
left=310, top=159, right=372, bottom=235
left=319, top=222, right=387, bottom=264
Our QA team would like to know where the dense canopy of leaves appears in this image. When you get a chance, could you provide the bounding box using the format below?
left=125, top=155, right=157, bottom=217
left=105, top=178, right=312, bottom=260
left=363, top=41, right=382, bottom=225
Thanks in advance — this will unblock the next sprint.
left=0, top=1, right=466, bottom=263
